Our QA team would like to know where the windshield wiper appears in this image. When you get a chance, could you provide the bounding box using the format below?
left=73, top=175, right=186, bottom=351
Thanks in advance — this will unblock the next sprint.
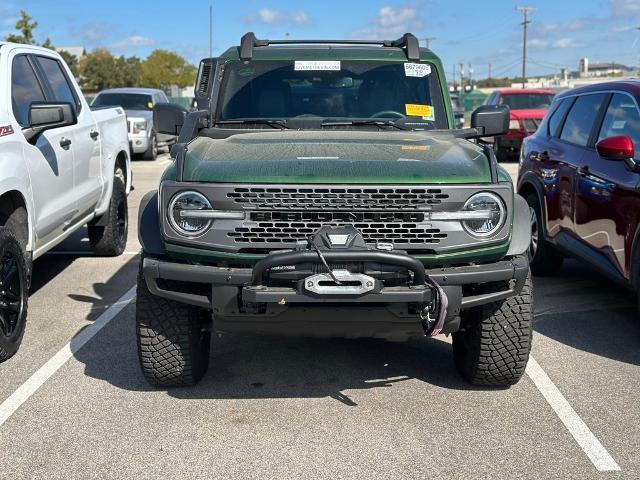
left=215, top=119, right=291, bottom=129
left=321, top=119, right=410, bottom=131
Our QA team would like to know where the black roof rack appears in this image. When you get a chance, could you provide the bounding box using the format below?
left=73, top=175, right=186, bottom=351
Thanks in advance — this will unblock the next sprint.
left=239, top=32, right=421, bottom=62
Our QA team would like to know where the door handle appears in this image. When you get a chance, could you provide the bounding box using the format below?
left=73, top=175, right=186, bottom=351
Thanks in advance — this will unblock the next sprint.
left=90, top=130, right=99, bottom=140
left=59, top=137, right=72, bottom=149
left=578, top=165, right=590, bottom=177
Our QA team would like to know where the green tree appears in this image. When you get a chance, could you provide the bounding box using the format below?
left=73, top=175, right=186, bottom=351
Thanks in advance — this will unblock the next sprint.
left=59, top=50, right=79, bottom=77
left=79, top=49, right=120, bottom=91
left=141, top=50, right=196, bottom=89
left=116, top=56, right=143, bottom=87
left=5, top=10, right=52, bottom=47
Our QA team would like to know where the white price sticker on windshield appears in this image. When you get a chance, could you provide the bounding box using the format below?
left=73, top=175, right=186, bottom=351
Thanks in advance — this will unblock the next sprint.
left=295, top=61, right=341, bottom=71
left=404, top=63, right=431, bottom=77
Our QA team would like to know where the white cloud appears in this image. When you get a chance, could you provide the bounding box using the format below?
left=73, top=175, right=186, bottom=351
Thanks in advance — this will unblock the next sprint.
left=108, top=35, right=155, bottom=50
left=611, top=0, right=640, bottom=16
left=293, top=11, right=311, bottom=25
left=72, top=21, right=113, bottom=43
left=552, top=38, right=586, bottom=48
left=612, top=25, right=636, bottom=32
left=529, top=38, right=550, bottom=48
left=353, top=4, right=423, bottom=38
left=243, top=8, right=311, bottom=26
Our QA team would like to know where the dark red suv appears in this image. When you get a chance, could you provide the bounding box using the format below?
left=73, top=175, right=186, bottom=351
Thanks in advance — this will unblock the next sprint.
left=518, top=80, right=640, bottom=298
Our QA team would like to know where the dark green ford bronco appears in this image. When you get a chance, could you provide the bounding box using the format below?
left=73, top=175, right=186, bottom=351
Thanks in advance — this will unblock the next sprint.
left=138, top=33, right=533, bottom=387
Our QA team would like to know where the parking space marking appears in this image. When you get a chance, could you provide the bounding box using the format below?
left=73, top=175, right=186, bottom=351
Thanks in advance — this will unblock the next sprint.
left=0, top=287, right=136, bottom=428
left=526, top=355, right=621, bottom=472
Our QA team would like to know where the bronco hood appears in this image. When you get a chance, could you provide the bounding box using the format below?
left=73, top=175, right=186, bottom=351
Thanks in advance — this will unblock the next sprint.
left=181, top=131, right=491, bottom=184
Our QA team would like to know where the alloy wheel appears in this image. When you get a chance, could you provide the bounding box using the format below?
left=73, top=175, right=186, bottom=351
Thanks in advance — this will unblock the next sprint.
left=0, top=249, right=25, bottom=338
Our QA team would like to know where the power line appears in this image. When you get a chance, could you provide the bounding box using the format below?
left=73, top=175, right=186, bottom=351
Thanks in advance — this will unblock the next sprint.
left=516, top=5, right=536, bottom=88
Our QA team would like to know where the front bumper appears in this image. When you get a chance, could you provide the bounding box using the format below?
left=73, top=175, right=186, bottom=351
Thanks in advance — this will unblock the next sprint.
left=129, top=134, right=150, bottom=153
left=142, top=253, right=529, bottom=338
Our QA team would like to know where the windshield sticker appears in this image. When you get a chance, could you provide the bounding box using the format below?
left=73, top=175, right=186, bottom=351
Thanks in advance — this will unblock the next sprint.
left=404, top=63, right=431, bottom=77
left=294, top=61, right=341, bottom=71
left=401, top=145, right=429, bottom=151
left=147, top=102, right=154, bottom=109
left=612, top=120, right=626, bottom=130
left=405, top=104, right=434, bottom=121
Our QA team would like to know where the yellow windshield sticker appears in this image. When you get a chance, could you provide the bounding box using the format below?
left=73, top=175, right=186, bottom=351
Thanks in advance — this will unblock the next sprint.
left=405, top=104, right=434, bottom=121
left=147, top=102, right=154, bottom=109
left=401, top=145, right=429, bottom=151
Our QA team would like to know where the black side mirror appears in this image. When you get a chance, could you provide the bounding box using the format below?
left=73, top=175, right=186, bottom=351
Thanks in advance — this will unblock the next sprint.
left=154, top=103, right=188, bottom=135
left=24, top=102, right=77, bottom=142
left=471, top=105, right=510, bottom=137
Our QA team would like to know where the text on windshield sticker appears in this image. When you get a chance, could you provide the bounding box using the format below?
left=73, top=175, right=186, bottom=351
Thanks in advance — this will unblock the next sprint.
left=405, top=104, right=434, bottom=121
left=404, top=63, right=431, bottom=77
left=294, top=61, right=341, bottom=71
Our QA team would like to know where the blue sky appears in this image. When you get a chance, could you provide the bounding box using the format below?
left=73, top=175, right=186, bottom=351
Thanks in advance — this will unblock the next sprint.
left=2, top=0, right=640, bottom=78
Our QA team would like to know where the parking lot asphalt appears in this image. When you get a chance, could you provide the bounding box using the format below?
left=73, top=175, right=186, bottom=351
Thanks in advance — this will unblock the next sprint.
left=0, top=156, right=638, bottom=479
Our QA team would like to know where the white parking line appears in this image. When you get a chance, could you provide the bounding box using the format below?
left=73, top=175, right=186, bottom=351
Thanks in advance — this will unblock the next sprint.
left=526, top=355, right=621, bottom=472
left=0, top=287, right=136, bottom=428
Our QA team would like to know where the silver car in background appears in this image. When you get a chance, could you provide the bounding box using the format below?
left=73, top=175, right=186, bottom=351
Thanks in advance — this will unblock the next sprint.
left=92, top=88, right=177, bottom=160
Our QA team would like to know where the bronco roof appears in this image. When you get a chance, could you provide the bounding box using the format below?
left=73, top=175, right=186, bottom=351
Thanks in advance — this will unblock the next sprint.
left=220, top=32, right=441, bottom=64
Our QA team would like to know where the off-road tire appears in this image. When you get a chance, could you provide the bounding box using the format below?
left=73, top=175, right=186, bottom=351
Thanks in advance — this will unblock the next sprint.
left=136, top=260, right=211, bottom=386
left=0, top=228, right=29, bottom=362
left=143, top=133, right=158, bottom=161
left=526, top=193, right=563, bottom=276
left=88, top=177, right=128, bottom=257
left=452, top=273, right=533, bottom=386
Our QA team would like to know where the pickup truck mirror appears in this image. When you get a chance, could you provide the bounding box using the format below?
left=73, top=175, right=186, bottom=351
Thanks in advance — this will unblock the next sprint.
left=25, top=102, right=77, bottom=142
left=154, top=103, right=188, bottom=136
left=470, top=105, right=510, bottom=137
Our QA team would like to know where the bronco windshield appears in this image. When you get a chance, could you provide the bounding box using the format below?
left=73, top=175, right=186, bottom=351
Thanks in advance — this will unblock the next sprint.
left=217, top=60, right=447, bottom=129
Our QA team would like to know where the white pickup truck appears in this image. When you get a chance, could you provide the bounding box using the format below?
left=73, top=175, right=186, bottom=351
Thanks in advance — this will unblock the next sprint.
left=0, top=42, right=132, bottom=361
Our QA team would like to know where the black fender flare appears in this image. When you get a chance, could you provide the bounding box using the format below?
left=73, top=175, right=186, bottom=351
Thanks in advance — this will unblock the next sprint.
left=507, top=193, right=532, bottom=257
left=138, top=190, right=165, bottom=256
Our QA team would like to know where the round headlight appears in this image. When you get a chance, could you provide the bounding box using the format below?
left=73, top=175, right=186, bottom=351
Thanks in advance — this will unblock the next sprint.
left=462, top=192, right=505, bottom=237
left=168, top=191, right=213, bottom=237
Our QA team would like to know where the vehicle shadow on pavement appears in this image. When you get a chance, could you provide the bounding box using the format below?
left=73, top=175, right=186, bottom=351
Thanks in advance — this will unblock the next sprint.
left=533, top=259, right=640, bottom=366
left=73, top=301, right=496, bottom=401
left=30, top=228, right=98, bottom=295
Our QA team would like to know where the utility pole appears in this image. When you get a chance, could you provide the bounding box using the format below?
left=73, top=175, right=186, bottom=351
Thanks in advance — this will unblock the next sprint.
left=452, top=64, right=457, bottom=91
left=488, top=62, right=492, bottom=79
left=459, top=62, right=464, bottom=92
left=422, top=37, right=436, bottom=49
left=209, top=4, right=213, bottom=58
left=516, top=5, right=536, bottom=89
left=468, top=63, right=473, bottom=89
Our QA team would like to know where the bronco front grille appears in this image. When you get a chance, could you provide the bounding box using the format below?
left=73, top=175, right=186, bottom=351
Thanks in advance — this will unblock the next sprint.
left=227, top=187, right=449, bottom=210
left=228, top=221, right=447, bottom=245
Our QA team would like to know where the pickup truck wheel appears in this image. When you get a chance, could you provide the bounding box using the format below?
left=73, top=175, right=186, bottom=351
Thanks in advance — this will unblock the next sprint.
left=88, top=178, right=127, bottom=256
left=452, top=273, right=533, bottom=386
left=525, top=193, right=563, bottom=276
left=143, top=133, right=158, bottom=161
left=0, top=228, right=28, bottom=362
left=136, top=260, right=211, bottom=386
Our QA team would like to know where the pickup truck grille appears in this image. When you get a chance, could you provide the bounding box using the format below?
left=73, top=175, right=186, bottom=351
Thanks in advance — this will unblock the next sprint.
left=228, top=220, right=447, bottom=246
left=227, top=187, right=449, bottom=211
